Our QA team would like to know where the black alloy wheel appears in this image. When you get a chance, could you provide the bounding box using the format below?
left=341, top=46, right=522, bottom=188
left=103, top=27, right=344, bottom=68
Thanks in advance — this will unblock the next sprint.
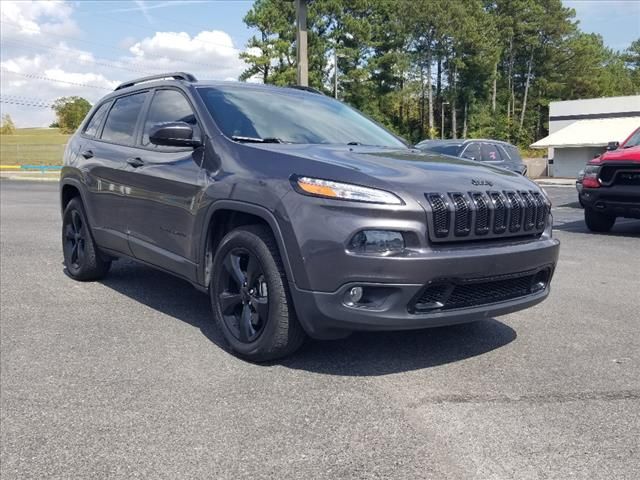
left=62, top=197, right=111, bottom=281
left=210, top=225, right=306, bottom=361
left=64, top=209, right=86, bottom=270
left=217, top=248, right=269, bottom=343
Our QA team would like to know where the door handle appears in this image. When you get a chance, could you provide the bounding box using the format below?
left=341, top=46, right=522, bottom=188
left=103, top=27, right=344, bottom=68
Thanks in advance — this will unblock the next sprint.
left=81, top=149, right=94, bottom=159
left=126, top=157, right=144, bottom=168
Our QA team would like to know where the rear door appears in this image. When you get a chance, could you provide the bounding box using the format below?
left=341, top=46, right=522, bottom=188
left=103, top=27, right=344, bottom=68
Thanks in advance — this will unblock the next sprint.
left=123, top=88, right=206, bottom=281
left=480, top=142, right=507, bottom=169
left=83, top=92, right=148, bottom=254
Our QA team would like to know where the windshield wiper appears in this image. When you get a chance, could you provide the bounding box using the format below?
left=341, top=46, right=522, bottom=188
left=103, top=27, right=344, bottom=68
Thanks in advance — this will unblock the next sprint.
left=231, top=135, right=282, bottom=144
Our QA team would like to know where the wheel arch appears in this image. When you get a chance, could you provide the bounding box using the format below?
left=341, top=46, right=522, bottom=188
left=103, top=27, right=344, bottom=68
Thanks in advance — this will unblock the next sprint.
left=199, top=200, right=298, bottom=290
left=60, top=178, right=87, bottom=213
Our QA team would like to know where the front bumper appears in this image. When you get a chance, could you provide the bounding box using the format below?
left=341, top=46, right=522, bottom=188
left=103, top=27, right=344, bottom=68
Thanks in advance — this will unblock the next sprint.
left=290, top=237, right=560, bottom=339
left=580, top=185, right=640, bottom=219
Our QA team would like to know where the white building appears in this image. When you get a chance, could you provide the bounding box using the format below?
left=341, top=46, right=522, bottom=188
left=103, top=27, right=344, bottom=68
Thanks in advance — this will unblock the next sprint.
left=531, top=95, right=640, bottom=178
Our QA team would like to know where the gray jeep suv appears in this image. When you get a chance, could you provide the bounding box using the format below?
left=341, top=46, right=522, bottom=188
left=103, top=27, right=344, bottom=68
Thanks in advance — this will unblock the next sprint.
left=60, top=72, right=560, bottom=361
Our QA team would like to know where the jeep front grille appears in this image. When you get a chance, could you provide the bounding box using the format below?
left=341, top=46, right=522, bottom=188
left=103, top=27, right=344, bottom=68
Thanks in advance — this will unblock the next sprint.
left=425, top=190, right=549, bottom=243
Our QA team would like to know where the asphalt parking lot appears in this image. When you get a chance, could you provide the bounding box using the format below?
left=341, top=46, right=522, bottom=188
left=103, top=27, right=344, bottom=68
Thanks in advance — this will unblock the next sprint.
left=1, top=180, right=639, bottom=479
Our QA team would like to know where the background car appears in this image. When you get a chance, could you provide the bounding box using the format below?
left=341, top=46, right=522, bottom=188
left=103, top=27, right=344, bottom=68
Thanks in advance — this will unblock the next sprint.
left=416, top=139, right=528, bottom=175
left=576, top=169, right=585, bottom=206
left=579, top=126, right=640, bottom=232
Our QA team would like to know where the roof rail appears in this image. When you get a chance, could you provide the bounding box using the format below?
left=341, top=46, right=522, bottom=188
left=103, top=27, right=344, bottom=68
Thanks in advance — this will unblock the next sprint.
left=115, top=72, right=197, bottom=91
left=288, top=85, right=324, bottom=95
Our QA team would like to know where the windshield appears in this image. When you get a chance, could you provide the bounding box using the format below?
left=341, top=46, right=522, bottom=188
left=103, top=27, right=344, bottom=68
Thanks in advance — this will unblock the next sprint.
left=623, top=128, right=640, bottom=148
left=198, top=86, right=407, bottom=148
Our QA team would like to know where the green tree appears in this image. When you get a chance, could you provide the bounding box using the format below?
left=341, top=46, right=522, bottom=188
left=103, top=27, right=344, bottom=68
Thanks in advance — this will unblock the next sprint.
left=622, top=38, right=640, bottom=90
left=52, top=96, right=92, bottom=134
left=239, top=0, right=640, bottom=147
left=239, top=0, right=332, bottom=88
left=0, top=114, right=17, bottom=134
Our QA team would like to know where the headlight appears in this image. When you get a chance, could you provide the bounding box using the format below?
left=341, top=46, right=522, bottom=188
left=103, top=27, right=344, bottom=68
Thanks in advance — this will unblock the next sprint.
left=293, top=176, right=403, bottom=205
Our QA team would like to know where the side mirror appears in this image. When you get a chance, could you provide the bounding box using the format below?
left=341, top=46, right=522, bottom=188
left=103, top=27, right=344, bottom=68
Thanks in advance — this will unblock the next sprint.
left=606, top=141, right=619, bottom=151
left=149, top=122, right=201, bottom=148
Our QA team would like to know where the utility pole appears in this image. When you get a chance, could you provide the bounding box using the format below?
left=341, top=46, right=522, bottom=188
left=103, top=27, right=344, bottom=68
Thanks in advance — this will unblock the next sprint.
left=441, top=101, right=449, bottom=139
left=295, top=0, right=308, bottom=87
left=333, top=48, right=338, bottom=98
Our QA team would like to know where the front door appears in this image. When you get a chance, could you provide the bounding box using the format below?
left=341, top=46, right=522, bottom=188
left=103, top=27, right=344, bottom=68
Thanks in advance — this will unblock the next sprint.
left=122, top=88, right=206, bottom=281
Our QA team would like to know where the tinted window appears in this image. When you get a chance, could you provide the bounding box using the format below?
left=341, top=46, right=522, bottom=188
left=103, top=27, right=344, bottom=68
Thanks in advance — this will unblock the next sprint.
left=83, top=102, right=110, bottom=137
left=481, top=143, right=503, bottom=162
left=101, top=93, right=147, bottom=144
left=198, top=86, right=406, bottom=148
left=623, top=128, right=640, bottom=148
left=142, top=90, right=197, bottom=147
left=426, top=144, right=461, bottom=156
left=501, top=144, right=522, bottom=162
left=461, top=143, right=481, bottom=161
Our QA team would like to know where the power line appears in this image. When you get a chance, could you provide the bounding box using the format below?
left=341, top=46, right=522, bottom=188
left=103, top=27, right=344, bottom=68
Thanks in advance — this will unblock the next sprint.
left=1, top=69, right=112, bottom=90
left=0, top=96, right=54, bottom=108
left=2, top=39, right=157, bottom=76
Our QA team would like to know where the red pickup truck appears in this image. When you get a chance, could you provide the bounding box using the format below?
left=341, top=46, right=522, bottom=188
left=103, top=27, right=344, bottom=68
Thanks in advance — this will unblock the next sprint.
left=579, top=126, right=640, bottom=232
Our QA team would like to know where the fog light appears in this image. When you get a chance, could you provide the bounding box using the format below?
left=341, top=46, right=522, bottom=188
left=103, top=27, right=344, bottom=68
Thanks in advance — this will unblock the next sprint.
left=347, top=286, right=364, bottom=305
left=348, top=230, right=404, bottom=254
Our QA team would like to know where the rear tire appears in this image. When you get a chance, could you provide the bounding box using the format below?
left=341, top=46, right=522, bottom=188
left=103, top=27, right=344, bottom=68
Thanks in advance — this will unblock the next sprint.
left=584, top=207, right=615, bottom=232
left=62, top=197, right=111, bottom=281
left=210, top=225, right=306, bottom=362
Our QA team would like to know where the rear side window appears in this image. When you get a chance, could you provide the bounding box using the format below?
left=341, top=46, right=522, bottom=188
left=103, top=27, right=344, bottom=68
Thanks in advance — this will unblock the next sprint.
left=83, top=102, right=110, bottom=137
left=142, top=90, right=197, bottom=147
left=461, top=142, right=481, bottom=161
left=481, top=143, right=503, bottom=162
left=101, top=93, right=147, bottom=144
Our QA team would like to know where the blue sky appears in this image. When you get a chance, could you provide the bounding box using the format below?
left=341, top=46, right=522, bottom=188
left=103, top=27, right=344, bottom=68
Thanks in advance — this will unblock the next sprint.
left=71, top=0, right=255, bottom=61
left=1, top=0, right=638, bottom=127
left=565, top=0, right=640, bottom=51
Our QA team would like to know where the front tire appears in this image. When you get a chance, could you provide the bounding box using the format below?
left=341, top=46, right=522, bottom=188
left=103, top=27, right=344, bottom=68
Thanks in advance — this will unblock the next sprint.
left=62, top=197, right=111, bottom=281
left=584, top=207, right=616, bottom=232
left=210, top=225, right=305, bottom=362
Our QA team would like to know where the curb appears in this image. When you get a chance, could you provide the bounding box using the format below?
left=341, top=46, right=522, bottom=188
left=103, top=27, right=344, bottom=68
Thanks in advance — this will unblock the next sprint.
left=1, top=175, right=60, bottom=182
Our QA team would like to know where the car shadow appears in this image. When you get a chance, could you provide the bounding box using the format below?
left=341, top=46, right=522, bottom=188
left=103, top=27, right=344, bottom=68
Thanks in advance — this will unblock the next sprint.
left=99, top=260, right=228, bottom=348
left=100, top=260, right=517, bottom=376
left=553, top=218, right=640, bottom=237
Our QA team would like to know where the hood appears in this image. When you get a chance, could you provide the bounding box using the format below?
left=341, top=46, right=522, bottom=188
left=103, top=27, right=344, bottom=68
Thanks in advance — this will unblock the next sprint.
left=248, top=143, right=539, bottom=195
left=596, top=145, right=640, bottom=163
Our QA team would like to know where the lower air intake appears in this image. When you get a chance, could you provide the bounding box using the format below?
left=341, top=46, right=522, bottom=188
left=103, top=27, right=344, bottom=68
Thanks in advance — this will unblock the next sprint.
left=410, top=268, right=551, bottom=313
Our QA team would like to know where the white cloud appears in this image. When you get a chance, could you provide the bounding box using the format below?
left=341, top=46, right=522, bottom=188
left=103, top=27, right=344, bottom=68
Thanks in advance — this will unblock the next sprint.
left=125, top=30, right=246, bottom=80
left=1, top=0, right=79, bottom=40
left=0, top=1, right=252, bottom=127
